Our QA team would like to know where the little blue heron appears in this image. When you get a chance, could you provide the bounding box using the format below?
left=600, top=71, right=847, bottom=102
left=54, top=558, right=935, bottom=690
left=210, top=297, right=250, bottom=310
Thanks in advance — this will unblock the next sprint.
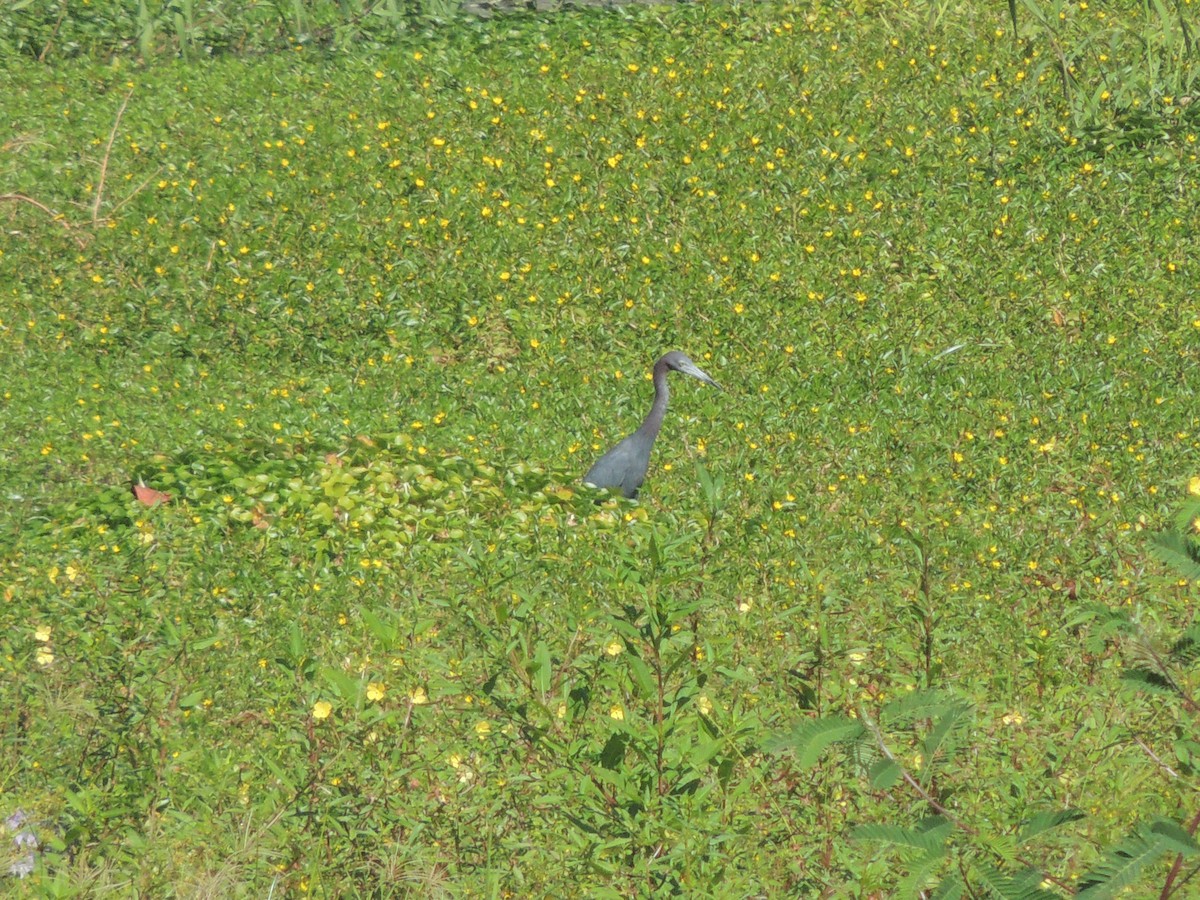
left=583, top=351, right=720, bottom=499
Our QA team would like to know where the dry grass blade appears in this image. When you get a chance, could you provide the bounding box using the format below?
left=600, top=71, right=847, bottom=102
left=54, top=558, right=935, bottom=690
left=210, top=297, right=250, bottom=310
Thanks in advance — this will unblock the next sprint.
left=93, top=89, right=134, bottom=226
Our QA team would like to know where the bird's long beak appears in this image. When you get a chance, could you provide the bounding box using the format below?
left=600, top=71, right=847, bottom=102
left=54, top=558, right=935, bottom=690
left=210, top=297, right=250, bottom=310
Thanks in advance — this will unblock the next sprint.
left=680, top=361, right=721, bottom=390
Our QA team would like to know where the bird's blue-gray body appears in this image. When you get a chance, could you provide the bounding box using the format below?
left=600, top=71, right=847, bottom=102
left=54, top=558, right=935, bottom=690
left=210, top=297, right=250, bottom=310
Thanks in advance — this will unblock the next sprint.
left=583, top=351, right=719, bottom=499
left=583, top=430, right=657, bottom=499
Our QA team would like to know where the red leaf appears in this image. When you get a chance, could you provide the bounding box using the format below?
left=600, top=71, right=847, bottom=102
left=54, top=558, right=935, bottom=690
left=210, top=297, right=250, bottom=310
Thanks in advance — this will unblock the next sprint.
left=132, top=484, right=171, bottom=507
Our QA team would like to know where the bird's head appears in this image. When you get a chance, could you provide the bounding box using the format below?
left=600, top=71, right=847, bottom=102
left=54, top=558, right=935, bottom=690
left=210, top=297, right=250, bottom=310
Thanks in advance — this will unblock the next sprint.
left=662, top=351, right=720, bottom=389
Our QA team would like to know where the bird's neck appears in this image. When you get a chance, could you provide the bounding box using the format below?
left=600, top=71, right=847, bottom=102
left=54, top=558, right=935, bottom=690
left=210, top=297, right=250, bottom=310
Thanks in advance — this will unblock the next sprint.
left=636, top=358, right=671, bottom=438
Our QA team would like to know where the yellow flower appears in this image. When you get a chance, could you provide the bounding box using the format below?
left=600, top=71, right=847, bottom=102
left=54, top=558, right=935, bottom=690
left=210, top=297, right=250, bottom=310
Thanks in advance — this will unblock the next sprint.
left=697, top=695, right=713, bottom=716
left=36, top=649, right=54, bottom=666
left=475, top=720, right=492, bottom=737
left=605, top=640, right=623, bottom=657
left=366, top=682, right=386, bottom=702
left=609, top=705, right=625, bottom=721
left=34, top=625, right=52, bottom=642
left=1188, top=476, right=1200, bottom=497
left=312, top=700, right=332, bottom=720
left=409, top=686, right=428, bottom=705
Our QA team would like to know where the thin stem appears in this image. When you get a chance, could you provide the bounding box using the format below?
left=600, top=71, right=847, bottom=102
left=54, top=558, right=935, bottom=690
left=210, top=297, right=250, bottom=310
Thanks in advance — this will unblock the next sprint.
left=0, top=193, right=88, bottom=248
left=37, top=1, right=68, bottom=62
left=94, top=90, right=134, bottom=226
left=1133, top=733, right=1180, bottom=780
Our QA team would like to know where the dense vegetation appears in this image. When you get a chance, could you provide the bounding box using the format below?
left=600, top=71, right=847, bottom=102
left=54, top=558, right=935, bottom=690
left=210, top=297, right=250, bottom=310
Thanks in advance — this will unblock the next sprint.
left=3, top=0, right=1200, bottom=895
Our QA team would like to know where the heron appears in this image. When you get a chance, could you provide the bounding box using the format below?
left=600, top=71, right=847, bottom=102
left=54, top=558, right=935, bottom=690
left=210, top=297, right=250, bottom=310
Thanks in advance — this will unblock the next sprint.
left=583, top=350, right=720, bottom=499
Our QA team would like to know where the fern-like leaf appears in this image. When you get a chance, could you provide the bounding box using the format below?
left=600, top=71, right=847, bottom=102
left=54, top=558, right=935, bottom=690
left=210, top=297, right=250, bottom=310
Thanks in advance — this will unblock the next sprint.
left=1148, top=818, right=1200, bottom=855
left=1121, top=667, right=1181, bottom=698
left=869, top=757, right=902, bottom=790
left=980, top=832, right=1018, bottom=865
left=1018, top=807, right=1084, bottom=844
left=765, top=715, right=864, bottom=767
left=921, top=700, right=973, bottom=765
left=931, top=873, right=966, bottom=899
left=1123, top=630, right=1173, bottom=678
left=1151, top=530, right=1200, bottom=581
left=1169, top=499, right=1200, bottom=536
left=1170, top=624, right=1200, bottom=667
left=850, top=735, right=883, bottom=774
left=896, top=851, right=946, bottom=896
left=851, top=816, right=952, bottom=855
left=1076, top=824, right=1173, bottom=897
left=972, top=864, right=1059, bottom=900
left=882, top=688, right=960, bottom=725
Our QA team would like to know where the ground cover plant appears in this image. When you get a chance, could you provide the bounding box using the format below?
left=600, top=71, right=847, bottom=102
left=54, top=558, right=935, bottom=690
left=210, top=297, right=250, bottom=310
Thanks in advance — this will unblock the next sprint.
left=2, top=0, right=1200, bottom=895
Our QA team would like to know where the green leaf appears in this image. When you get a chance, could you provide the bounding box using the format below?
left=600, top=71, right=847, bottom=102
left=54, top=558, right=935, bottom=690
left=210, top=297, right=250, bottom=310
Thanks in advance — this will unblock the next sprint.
left=532, top=640, right=552, bottom=694
left=1170, top=625, right=1200, bottom=666
left=896, top=851, right=945, bottom=896
left=690, top=736, right=726, bottom=768
left=1169, top=499, right=1200, bottom=536
left=921, top=700, right=972, bottom=765
left=1077, top=823, right=1175, bottom=897
left=321, top=667, right=361, bottom=703
left=971, top=863, right=1059, bottom=900
left=765, top=715, right=865, bottom=768
left=1151, top=529, right=1200, bottom=581
left=361, top=609, right=396, bottom=645
left=851, top=816, right=951, bottom=855
left=599, top=733, right=627, bottom=771
left=869, top=757, right=903, bottom=790
left=626, top=655, right=655, bottom=700
left=930, top=873, right=966, bottom=900
left=1120, top=667, right=1180, bottom=697
left=1148, top=818, right=1200, bottom=855
left=882, top=688, right=960, bottom=725
left=288, top=622, right=306, bottom=663
left=1018, top=808, right=1084, bottom=844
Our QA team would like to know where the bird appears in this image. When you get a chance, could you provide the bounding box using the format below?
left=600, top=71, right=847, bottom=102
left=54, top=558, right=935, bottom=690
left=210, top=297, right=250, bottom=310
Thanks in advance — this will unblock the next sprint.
left=583, top=351, right=720, bottom=499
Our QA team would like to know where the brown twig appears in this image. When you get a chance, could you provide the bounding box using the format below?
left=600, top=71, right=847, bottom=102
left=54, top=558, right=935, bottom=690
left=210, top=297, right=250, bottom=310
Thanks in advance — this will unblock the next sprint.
left=1159, top=807, right=1200, bottom=899
left=0, top=192, right=88, bottom=249
left=93, top=90, right=133, bottom=226
left=37, top=1, right=69, bottom=63
left=1133, top=734, right=1180, bottom=780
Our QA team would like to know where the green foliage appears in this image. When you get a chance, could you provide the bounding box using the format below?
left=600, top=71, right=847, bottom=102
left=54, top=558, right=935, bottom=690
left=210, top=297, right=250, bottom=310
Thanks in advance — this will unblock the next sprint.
left=1008, top=0, right=1200, bottom=143
left=851, top=815, right=953, bottom=855
left=1152, top=499, right=1200, bottom=581
left=0, top=0, right=468, bottom=60
left=1077, top=820, right=1199, bottom=898
left=4, top=0, right=1200, bottom=894
left=764, top=715, right=864, bottom=768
